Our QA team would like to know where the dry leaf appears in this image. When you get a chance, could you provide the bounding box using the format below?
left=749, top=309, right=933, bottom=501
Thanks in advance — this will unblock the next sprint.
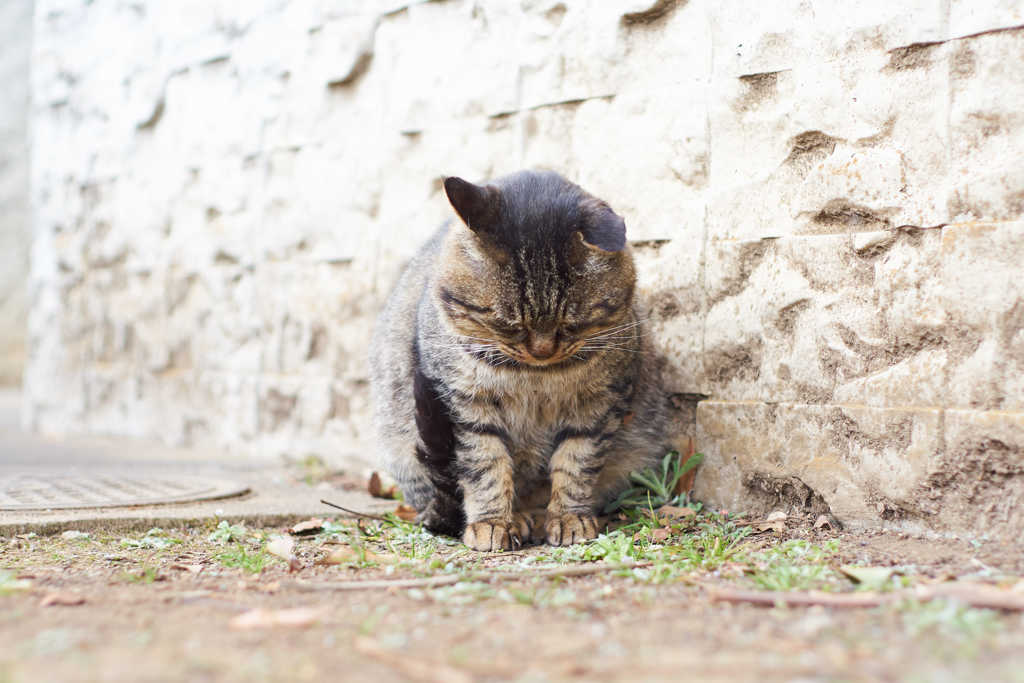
left=266, top=535, right=296, bottom=562
left=658, top=505, right=696, bottom=520
left=394, top=504, right=417, bottom=522
left=290, top=518, right=325, bottom=535
left=367, top=472, right=398, bottom=499
left=672, top=438, right=699, bottom=497
left=368, top=472, right=383, bottom=497
left=755, top=511, right=788, bottom=533
left=321, top=547, right=386, bottom=565
left=839, top=565, right=900, bottom=590
left=813, top=514, right=834, bottom=530
left=229, top=607, right=325, bottom=630
left=649, top=527, right=671, bottom=543
left=40, top=591, right=86, bottom=607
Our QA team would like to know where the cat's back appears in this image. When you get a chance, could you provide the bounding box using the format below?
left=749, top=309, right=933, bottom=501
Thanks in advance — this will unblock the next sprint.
left=369, top=223, right=449, bottom=435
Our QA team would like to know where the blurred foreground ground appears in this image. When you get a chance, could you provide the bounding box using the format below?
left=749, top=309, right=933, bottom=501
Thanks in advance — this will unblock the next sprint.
left=2, top=390, right=1023, bottom=683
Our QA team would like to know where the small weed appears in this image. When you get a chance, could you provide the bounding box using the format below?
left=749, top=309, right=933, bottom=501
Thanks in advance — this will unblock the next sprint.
left=580, top=530, right=647, bottom=563
left=207, top=520, right=248, bottom=545
left=748, top=539, right=842, bottom=591
left=121, top=566, right=160, bottom=584
left=120, top=528, right=180, bottom=550
left=897, top=598, right=1001, bottom=640
left=217, top=545, right=269, bottom=574
left=604, top=451, right=704, bottom=514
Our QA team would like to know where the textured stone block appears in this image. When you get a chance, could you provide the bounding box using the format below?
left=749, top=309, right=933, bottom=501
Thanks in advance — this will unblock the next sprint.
left=634, top=238, right=705, bottom=394
left=707, top=46, right=949, bottom=241
left=949, top=0, right=1024, bottom=38
left=708, top=0, right=946, bottom=77
left=250, top=262, right=375, bottom=379
left=369, top=0, right=520, bottom=129
left=521, top=86, right=707, bottom=241
left=941, top=222, right=1024, bottom=410
left=703, top=229, right=947, bottom=406
left=163, top=264, right=262, bottom=375
left=922, top=409, right=1024, bottom=540
left=948, top=29, right=1024, bottom=223
left=518, top=0, right=711, bottom=108
left=694, top=401, right=944, bottom=527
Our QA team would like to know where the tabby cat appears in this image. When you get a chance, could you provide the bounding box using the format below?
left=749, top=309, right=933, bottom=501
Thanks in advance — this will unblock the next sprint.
left=369, top=170, right=671, bottom=551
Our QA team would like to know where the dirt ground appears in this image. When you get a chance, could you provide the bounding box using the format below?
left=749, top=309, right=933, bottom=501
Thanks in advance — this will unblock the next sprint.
left=2, top=509, right=1023, bottom=683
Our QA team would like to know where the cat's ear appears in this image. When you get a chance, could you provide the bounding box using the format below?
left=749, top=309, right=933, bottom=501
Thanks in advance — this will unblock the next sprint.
left=579, top=206, right=627, bottom=253
left=443, top=177, right=500, bottom=234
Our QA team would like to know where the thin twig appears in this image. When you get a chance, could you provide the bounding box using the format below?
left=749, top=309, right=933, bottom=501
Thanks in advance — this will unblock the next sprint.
left=705, top=583, right=1024, bottom=612
left=292, top=574, right=462, bottom=591
left=319, top=499, right=390, bottom=522
left=287, top=561, right=652, bottom=592
left=707, top=587, right=889, bottom=609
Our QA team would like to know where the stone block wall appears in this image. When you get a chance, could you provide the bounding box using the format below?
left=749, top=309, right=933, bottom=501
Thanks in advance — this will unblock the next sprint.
left=24, top=0, right=1024, bottom=539
left=0, top=0, right=33, bottom=385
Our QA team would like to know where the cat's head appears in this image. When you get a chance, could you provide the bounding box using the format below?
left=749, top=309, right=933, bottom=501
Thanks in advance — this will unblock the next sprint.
left=435, top=170, right=636, bottom=368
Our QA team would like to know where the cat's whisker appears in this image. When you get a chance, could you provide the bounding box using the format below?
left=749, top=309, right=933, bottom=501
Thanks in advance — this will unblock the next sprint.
left=589, top=321, right=648, bottom=338
left=580, top=344, right=642, bottom=353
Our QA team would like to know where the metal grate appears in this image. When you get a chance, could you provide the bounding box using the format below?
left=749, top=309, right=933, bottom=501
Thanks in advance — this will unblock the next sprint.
left=0, top=473, right=249, bottom=510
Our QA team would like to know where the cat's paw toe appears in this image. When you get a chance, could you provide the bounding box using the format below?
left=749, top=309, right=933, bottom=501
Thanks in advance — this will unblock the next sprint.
left=463, top=520, right=520, bottom=552
left=544, top=513, right=599, bottom=546
left=512, top=512, right=537, bottom=543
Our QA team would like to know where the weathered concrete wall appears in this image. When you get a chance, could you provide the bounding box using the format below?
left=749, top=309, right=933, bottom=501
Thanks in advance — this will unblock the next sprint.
left=0, top=0, right=33, bottom=385
left=24, top=0, right=1024, bottom=539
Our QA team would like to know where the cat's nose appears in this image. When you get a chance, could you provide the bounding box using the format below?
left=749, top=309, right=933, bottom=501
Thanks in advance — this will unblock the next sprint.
left=526, top=332, right=557, bottom=360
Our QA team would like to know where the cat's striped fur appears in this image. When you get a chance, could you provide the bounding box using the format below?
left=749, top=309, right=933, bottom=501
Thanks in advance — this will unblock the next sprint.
left=369, top=170, right=671, bottom=551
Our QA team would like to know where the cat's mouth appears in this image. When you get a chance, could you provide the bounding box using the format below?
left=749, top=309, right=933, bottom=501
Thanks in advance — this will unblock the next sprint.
left=498, top=341, right=585, bottom=367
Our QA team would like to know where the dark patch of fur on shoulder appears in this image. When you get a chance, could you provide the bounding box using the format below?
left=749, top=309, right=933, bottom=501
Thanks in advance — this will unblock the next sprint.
left=412, top=339, right=465, bottom=535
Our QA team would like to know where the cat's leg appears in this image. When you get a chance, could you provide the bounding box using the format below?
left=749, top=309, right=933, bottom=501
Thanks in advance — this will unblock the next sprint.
left=381, top=427, right=465, bottom=537
left=545, top=439, right=602, bottom=545
left=456, top=428, right=519, bottom=551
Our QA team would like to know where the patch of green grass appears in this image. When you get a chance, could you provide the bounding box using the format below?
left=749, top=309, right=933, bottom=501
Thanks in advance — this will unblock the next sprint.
left=355, top=513, right=460, bottom=563
left=120, top=528, right=181, bottom=550
left=897, top=598, right=1002, bottom=640
left=207, top=520, right=248, bottom=545
left=121, top=566, right=160, bottom=584
left=217, top=544, right=269, bottom=574
left=888, top=598, right=1003, bottom=658
left=501, top=584, right=577, bottom=608
left=604, top=451, right=704, bottom=514
left=747, top=539, right=842, bottom=591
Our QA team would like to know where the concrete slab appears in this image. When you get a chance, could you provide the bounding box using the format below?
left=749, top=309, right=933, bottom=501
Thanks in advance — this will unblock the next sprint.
left=0, top=390, right=393, bottom=535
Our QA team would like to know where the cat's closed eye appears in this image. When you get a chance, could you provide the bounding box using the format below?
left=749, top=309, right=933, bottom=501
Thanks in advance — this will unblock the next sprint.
left=487, top=321, right=526, bottom=340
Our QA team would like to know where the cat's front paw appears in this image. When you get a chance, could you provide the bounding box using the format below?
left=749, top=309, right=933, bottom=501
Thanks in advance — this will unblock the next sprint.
left=463, top=519, right=521, bottom=552
left=544, top=513, right=599, bottom=546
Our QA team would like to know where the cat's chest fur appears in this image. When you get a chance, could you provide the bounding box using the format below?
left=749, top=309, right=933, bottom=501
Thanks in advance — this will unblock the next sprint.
left=444, top=358, right=612, bottom=457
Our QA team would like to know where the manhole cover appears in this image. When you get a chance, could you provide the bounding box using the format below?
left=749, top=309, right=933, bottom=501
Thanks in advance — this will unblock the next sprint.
left=0, top=473, right=250, bottom=510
